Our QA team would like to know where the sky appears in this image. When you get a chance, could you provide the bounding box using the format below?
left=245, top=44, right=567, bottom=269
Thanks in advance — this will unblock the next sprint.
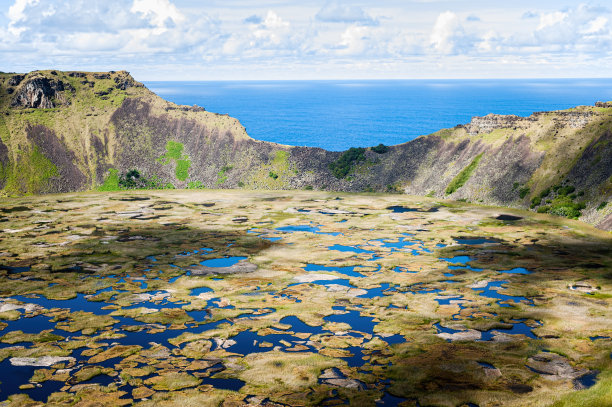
left=1, top=0, right=611, bottom=80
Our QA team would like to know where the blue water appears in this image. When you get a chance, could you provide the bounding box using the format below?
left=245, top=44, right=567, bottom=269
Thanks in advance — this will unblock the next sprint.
left=199, top=257, right=247, bottom=268
left=145, top=79, right=612, bottom=151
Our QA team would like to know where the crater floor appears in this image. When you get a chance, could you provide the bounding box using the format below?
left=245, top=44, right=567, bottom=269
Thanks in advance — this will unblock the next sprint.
left=0, top=190, right=610, bottom=406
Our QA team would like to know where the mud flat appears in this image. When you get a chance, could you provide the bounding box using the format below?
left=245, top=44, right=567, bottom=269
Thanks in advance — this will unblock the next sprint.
left=0, top=190, right=610, bottom=406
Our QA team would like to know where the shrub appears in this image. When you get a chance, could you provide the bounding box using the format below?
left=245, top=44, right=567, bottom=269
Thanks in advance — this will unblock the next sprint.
left=119, top=169, right=143, bottom=189
left=304, top=185, right=313, bottom=190
left=329, top=147, right=366, bottom=179
left=539, top=188, right=551, bottom=199
left=597, top=201, right=608, bottom=210
left=371, top=143, right=389, bottom=154
left=557, top=185, right=575, bottom=196
left=100, top=169, right=168, bottom=190
left=269, top=171, right=278, bottom=179
left=547, top=196, right=585, bottom=219
left=519, top=187, right=530, bottom=198
left=386, top=184, right=401, bottom=193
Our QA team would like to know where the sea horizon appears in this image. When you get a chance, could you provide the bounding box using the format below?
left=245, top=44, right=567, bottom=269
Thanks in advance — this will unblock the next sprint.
left=146, top=78, right=612, bottom=151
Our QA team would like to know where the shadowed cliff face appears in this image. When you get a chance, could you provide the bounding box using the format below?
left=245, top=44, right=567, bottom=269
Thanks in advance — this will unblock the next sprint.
left=401, top=135, right=545, bottom=203
left=0, top=70, right=610, bottom=230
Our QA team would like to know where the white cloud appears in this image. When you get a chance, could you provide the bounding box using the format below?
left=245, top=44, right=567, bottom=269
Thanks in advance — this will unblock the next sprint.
left=131, top=0, right=184, bottom=30
left=337, top=25, right=370, bottom=55
left=532, top=4, right=612, bottom=50
left=222, top=10, right=300, bottom=57
left=430, top=11, right=470, bottom=54
left=316, top=2, right=378, bottom=26
left=1, top=0, right=611, bottom=79
left=8, top=0, right=39, bottom=35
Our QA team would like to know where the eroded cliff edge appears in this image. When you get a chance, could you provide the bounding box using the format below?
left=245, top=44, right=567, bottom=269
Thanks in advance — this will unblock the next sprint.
left=0, top=70, right=610, bottom=230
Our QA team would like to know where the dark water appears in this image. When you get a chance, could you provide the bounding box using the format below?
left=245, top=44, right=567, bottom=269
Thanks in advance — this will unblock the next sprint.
left=146, top=79, right=612, bottom=151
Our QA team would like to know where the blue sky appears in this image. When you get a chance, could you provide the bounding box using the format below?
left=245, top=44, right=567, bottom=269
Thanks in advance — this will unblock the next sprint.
left=1, top=0, right=611, bottom=80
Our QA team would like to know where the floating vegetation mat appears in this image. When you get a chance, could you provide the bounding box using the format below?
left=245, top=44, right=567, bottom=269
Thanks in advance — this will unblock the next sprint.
left=0, top=190, right=610, bottom=406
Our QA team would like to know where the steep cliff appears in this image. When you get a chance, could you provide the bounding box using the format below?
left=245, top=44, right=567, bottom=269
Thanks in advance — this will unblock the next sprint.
left=0, top=70, right=610, bottom=230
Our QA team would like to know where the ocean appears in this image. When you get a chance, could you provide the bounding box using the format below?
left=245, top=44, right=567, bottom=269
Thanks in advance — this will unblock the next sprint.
left=145, top=79, right=612, bottom=151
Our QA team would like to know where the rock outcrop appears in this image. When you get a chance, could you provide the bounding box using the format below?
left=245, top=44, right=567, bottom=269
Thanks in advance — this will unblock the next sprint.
left=463, top=114, right=534, bottom=136
left=10, top=75, right=73, bottom=108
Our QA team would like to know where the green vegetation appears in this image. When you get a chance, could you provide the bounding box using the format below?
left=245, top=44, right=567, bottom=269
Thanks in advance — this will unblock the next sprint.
left=3, top=146, right=58, bottom=195
left=531, top=182, right=587, bottom=219
left=187, top=180, right=205, bottom=189
left=551, top=370, right=612, bottom=407
left=519, top=187, right=530, bottom=198
left=597, top=201, right=608, bottom=210
left=386, top=183, right=402, bottom=193
left=175, top=158, right=191, bottom=181
left=445, top=153, right=483, bottom=195
left=160, top=141, right=184, bottom=161
left=98, top=168, right=120, bottom=191
left=0, top=188, right=610, bottom=405
left=329, top=147, right=366, bottom=179
left=98, top=169, right=170, bottom=191
left=371, top=143, right=389, bottom=154
left=537, top=196, right=586, bottom=219
left=28, top=147, right=58, bottom=191
left=216, top=165, right=232, bottom=185
left=158, top=141, right=191, bottom=181
left=119, top=169, right=145, bottom=189
left=246, top=150, right=295, bottom=188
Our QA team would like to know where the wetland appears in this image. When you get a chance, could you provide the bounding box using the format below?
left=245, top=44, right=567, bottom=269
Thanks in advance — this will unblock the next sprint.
left=0, top=190, right=610, bottom=407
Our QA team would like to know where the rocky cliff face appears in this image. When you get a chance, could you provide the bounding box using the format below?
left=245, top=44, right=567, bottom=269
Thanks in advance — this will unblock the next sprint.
left=10, top=74, right=74, bottom=109
left=462, top=111, right=593, bottom=136
left=0, top=70, right=610, bottom=230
